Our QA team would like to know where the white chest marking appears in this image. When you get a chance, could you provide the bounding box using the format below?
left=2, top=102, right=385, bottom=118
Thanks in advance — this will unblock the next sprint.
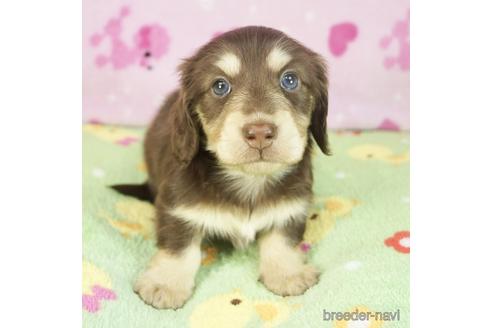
left=169, top=198, right=309, bottom=245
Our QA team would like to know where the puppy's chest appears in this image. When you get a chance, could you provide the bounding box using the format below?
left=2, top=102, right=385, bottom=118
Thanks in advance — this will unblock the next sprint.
left=169, top=198, right=309, bottom=248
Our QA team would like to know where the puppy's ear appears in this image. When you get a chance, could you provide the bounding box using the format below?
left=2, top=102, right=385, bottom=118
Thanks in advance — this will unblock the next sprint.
left=171, top=59, right=200, bottom=165
left=170, top=92, right=199, bottom=165
left=309, top=55, right=331, bottom=155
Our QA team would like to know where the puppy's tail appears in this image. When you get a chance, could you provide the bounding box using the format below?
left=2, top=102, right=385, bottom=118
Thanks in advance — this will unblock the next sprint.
left=110, top=182, right=154, bottom=203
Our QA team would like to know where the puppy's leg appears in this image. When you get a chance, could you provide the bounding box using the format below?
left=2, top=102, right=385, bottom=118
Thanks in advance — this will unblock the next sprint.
left=133, top=214, right=201, bottom=309
left=258, top=220, right=319, bottom=296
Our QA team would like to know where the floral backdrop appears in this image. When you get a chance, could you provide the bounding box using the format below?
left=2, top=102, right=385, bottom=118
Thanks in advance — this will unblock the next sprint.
left=83, top=0, right=409, bottom=130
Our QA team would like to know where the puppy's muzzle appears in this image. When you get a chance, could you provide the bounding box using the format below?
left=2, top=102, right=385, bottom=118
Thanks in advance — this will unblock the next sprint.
left=242, top=122, right=277, bottom=150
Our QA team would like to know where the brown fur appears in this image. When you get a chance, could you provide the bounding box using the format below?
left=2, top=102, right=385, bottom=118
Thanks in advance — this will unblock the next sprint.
left=129, top=26, right=329, bottom=308
left=143, top=26, right=330, bottom=252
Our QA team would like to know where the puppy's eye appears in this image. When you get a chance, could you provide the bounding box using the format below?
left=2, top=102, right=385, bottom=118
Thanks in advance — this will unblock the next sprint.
left=212, top=78, right=231, bottom=97
left=280, top=72, right=299, bottom=91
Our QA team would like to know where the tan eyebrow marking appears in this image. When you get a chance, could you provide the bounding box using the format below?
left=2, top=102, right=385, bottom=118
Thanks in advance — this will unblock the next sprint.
left=214, top=52, right=241, bottom=76
left=266, top=47, right=292, bottom=72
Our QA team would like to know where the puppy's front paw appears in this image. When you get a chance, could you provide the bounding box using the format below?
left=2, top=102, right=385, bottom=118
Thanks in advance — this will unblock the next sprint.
left=260, top=264, right=320, bottom=296
left=133, top=271, right=192, bottom=309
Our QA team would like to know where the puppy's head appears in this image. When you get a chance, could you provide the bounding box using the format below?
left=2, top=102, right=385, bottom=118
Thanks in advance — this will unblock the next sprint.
left=174, top=26, right=329, bottom=174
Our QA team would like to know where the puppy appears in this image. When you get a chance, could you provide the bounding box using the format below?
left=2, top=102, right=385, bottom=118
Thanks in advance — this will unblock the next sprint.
left=121, top=26, right=330, bottom=309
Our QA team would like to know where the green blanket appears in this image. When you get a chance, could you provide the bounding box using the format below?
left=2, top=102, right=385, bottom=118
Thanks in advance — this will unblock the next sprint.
left=83, top=124, right=410, bottom=328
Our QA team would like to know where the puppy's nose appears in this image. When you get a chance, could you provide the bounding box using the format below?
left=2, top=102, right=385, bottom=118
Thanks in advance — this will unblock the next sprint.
left=242, top=122, right=277, bottom=149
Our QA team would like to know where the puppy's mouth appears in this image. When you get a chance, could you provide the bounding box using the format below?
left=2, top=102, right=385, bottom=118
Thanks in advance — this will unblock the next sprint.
left=223, top=160, right=291, bottom=176
left=217, top=143, right=302, bottom=166
left=221, top=158, right=280, bottom=167
left=219, top=149, right=297, bottom=176
left=241, top=149, right=273, bottom=163
left=224, top=148, right=281, bottom=165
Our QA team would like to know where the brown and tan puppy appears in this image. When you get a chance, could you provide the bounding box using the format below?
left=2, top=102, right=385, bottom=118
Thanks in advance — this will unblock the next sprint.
left=117, top=26, right=330, bottom=309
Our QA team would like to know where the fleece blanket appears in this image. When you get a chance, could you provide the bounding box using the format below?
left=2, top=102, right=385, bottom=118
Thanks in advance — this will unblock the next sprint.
left=82, top=124, right=410, bottom=328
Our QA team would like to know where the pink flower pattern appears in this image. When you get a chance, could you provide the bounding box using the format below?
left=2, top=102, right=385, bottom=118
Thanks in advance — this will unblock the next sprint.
left=82, top=285, right=117, bottom=313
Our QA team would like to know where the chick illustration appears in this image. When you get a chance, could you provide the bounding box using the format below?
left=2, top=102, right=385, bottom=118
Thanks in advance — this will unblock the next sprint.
left=347, top=144, right=409, bottom=165
left=83, top=124, right=140, bottom=146
left=99, top=199, right=155, bottom=239
left=303, top=196, right=358, bottom=245
left=325, top=196, right=358, bottom=217
left=189, top=290, right=299, bottom=328
left=254, top=300, right=297, bottom=328
left=383, top=151, right=409, bottom=165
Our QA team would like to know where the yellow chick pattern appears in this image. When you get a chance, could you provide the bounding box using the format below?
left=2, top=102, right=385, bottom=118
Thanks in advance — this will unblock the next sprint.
left=304, top=196, right=358, bottom=244
left=347, top=144, right=408, bottom=165
left=99, top=199, right=155, bottom=239
left=189, top=290, right=300, bottom=328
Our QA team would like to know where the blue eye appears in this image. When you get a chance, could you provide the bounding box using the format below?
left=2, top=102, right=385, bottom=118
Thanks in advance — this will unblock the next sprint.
left=212, top=78, right=231, bottom=97
left=280, top=72, right=299, bottom=91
